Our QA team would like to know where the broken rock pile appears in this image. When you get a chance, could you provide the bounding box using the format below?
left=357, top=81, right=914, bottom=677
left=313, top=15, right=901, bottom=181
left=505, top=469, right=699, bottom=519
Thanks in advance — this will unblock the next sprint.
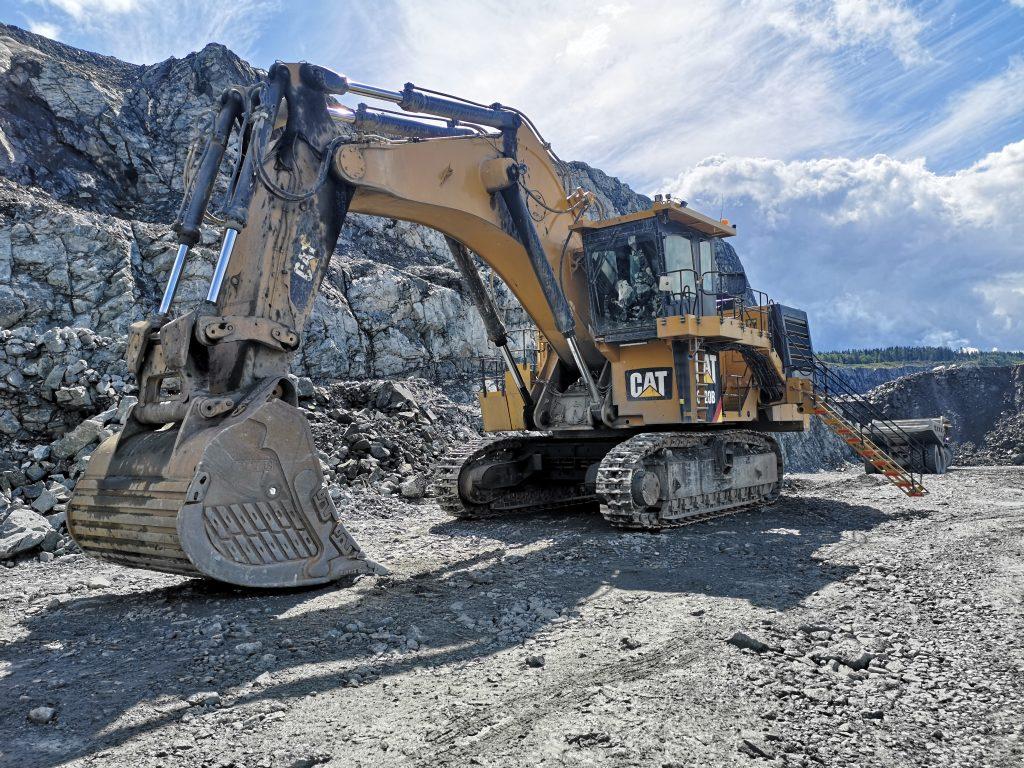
left=868, top=363, right=1024, bottom=465
left=307, top=378, right=479, bottom=503
left=0, top=325, right=130, bottom=442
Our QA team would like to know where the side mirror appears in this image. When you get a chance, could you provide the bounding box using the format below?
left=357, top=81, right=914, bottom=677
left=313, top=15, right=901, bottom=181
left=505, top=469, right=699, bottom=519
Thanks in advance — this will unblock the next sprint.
left=658, top=276, right=674, bottom=292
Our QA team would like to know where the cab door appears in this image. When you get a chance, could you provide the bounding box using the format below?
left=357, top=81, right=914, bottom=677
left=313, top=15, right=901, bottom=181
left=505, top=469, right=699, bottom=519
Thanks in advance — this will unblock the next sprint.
left=662, top=233, right=716, bottom=317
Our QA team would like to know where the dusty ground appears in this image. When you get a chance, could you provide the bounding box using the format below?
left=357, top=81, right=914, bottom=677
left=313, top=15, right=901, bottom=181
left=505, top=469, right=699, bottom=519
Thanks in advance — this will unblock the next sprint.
left=2, top=467, right=1023, bottom=768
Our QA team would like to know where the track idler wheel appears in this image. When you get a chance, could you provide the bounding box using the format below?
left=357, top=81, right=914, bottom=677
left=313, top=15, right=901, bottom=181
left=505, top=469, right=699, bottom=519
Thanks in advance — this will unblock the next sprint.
left=631, top=470, right=662, bottom=508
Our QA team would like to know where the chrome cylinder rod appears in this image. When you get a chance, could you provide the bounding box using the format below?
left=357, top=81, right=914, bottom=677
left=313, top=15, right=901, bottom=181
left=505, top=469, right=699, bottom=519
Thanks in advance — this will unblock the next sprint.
left=158, top=243, right=190, bottom=315
left=566, top=335, right=601, bottom=405
left=206, top=228, right=238, bottom=303
left=346, top=81, right=403, bottom=103
left=327, top=105, right=355, bottom=124
left=498, top=344, right=530, bottom=396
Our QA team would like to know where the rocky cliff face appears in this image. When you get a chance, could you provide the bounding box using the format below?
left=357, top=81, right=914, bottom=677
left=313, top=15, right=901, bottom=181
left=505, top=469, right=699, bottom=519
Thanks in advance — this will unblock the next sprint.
left=867, top=364, right=1024, bottom=465
left=777, top=418, right=850, bottom=472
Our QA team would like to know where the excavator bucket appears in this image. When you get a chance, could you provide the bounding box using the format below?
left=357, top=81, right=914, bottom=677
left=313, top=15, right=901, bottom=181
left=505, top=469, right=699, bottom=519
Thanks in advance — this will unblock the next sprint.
left=68, top=392, right=382, bottom=587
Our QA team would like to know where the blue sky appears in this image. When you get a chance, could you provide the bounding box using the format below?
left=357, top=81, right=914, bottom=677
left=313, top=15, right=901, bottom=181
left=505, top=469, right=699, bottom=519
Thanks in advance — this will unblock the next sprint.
left=2, top=0, right=1023, bottom=351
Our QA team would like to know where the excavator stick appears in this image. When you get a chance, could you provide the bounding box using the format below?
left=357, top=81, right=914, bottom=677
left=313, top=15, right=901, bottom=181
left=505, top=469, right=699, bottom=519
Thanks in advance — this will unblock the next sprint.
left=67, top=62, right=384, bottom=587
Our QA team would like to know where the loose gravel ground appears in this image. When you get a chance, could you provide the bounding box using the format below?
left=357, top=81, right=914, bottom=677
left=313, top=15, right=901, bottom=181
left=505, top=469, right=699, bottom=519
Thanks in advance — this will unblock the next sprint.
left=2, top=467, right=1022, bottom=768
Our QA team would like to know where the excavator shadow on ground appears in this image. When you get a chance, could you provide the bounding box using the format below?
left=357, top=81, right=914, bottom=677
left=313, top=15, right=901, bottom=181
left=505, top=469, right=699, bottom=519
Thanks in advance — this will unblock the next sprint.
left=3, top=494, right=921, bottom=767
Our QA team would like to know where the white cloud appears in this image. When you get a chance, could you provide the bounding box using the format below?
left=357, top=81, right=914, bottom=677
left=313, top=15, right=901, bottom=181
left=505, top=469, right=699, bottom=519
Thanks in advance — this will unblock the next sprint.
left=42, top=0, right=138, bottom=20
left=973, top=276, right=1024, bottom=341
left=665, top=140, right=1024, bottom=350
left=27, top=20, right=62, bottom=39
left=764, top=0, right=928, bottom=65
left=325, top=0, right=929, bottom=188
left=898, top=56, right=1024, bottom=166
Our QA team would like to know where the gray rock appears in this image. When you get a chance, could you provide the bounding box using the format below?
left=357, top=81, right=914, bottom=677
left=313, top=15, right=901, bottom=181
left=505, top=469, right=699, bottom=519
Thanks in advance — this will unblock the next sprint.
left=31, top=489, right=58, bottom=514
left=49, top=418, right=105, bottom=459
left=40, top=528, right=60, bottom=552
left=25, top=465, right=47, bottom=482
left=186, top=691, right=221, bottom=707
left=295, top=376, right=315, bottom=399
left=115, top=395, right=138, bottom=423
left=0, top=409, right=19, bottom=436
left=0, top=507, right=51, bottom=557
left=28, top=445, right=50, bottom=461
left=375, top=381, right=419, bottom=411
left=55, top=385, right=89, bottom=407
left=399, top=475, right=427, bottom=499
left=726, top=631, right=774, bottom=654
left=738, top=731, right=775, bottom=759
left=21, top=481, right=45, bottom=500
left=525, top=654, right=545, bottom=668
left=27, top=706, right=55, bottom=724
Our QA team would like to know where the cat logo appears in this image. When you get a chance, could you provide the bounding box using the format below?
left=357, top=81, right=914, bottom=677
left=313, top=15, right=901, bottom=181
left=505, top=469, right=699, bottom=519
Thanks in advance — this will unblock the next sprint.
left=293, top=234, right=318, bottom=283
left=626, top=367, right=673, bottom=401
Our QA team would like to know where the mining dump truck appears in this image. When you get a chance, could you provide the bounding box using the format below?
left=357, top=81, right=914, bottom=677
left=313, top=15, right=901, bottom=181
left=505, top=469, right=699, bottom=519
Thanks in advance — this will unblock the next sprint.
left=65, top=62, right=929, bottom=588
left=865, top=417, right=953, bottom=475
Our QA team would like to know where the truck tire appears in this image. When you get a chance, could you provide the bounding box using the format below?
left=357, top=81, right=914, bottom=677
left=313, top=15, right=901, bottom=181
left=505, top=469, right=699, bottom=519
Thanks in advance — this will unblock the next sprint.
left=922, top=444, right=947, bottom=475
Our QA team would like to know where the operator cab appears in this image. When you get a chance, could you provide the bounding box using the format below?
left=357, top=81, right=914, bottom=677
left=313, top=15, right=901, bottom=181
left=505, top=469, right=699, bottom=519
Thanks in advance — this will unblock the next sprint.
left=573, top=199, right=742, bottom=342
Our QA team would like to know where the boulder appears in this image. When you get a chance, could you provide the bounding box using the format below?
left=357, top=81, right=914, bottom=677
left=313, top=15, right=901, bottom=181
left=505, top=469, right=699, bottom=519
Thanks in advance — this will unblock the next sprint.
left=0, top=506, right=52, bottom=557
left=399, top=475, right=427, bottom=500
left=49, top=418, right=105, bottom=459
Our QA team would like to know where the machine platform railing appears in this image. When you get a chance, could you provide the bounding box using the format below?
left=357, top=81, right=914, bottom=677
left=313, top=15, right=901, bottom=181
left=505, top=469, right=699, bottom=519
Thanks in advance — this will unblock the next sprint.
left=477, top=331, right=539, bottom=394
left=658, top=268, right=773, bottom=333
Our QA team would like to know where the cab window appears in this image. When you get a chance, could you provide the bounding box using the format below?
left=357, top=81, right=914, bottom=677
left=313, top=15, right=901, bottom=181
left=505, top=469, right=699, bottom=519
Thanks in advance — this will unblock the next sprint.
left=588, top=234, right=660, bottom=332
left=663, top=234, right=696, bottom=298
left=698, top=239, right=715, bottom=293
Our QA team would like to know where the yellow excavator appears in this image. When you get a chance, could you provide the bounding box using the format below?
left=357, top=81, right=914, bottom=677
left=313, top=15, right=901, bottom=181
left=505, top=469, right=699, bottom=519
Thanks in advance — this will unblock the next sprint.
left=66, top=62, right=924, bottom=588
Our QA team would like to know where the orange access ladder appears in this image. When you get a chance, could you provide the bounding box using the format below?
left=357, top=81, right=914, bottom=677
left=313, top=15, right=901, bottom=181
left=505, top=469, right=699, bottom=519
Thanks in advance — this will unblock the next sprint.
left=805, top=392, right=927, bottom=497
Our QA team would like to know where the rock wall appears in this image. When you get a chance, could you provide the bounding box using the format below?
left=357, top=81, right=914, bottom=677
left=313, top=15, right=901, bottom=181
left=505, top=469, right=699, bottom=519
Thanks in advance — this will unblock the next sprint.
left=777, top=418, right=850, bottom=472
left=867, top=364, right=1024, bottom=465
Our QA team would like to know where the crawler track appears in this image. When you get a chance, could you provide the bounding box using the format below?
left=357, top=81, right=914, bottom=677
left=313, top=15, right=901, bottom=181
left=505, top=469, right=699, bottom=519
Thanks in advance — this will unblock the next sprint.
left=596, top=430, right=782, bottom=530
left=434, top=435, right=595, bottom=519
left=437, top=430, right=782, bottom=529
